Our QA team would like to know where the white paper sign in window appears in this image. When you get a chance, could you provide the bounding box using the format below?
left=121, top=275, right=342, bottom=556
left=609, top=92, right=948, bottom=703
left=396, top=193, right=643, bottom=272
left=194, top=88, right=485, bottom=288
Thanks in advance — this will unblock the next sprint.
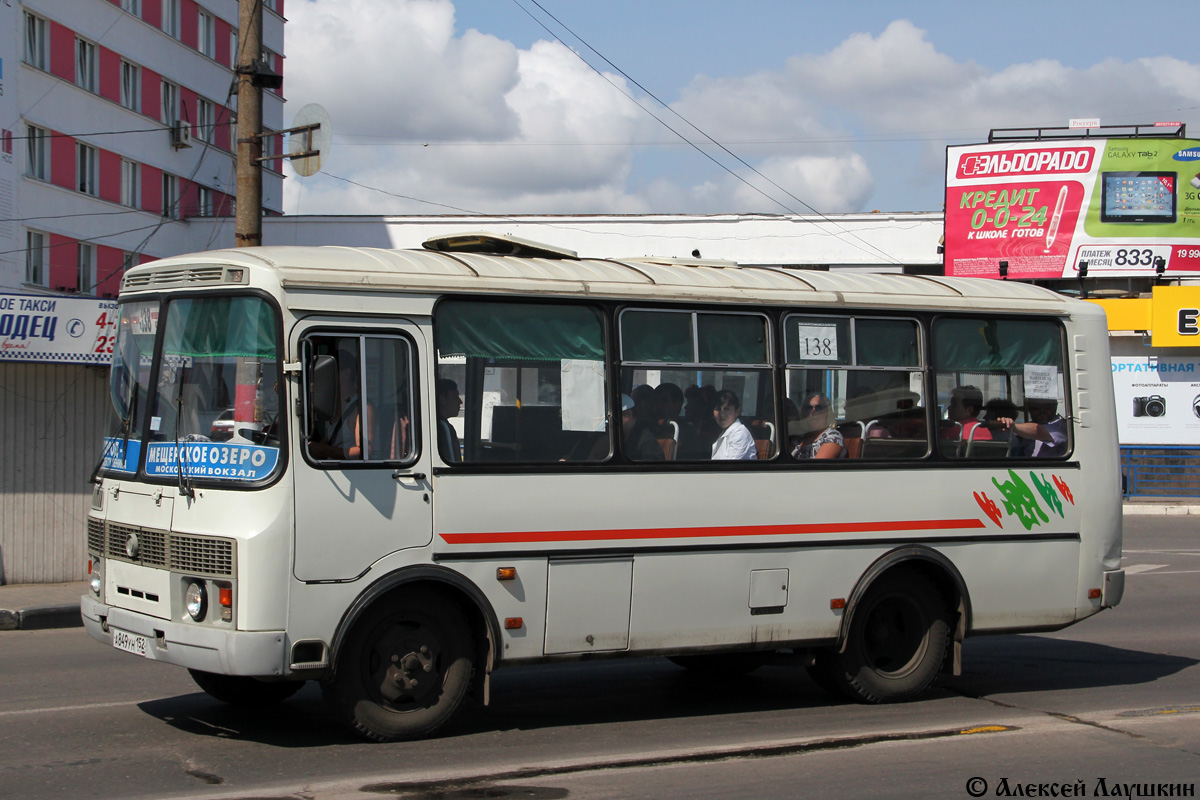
left=796, top=323, right=839, bottom=362
left=1024, top=364, right=1059, bottom=399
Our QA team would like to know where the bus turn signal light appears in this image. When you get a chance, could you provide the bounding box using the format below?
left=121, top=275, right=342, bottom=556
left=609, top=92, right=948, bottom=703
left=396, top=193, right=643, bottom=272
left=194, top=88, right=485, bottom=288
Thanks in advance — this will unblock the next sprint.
left=830, top=598, right=846, bottom=610
left=497, top=567, right=517, bottom=581
left=505, top=617, right=523, bottom=630
left=1088, top=588, right=1102, bottom=599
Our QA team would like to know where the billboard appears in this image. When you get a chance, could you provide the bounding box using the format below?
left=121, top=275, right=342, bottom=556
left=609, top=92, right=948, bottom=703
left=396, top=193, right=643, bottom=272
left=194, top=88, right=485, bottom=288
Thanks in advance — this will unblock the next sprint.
left=945, top=137, right=1200, bottom=279
left=1111, top=355, right=1200, bottom=445
left=0, top=293, right=119, bottom=364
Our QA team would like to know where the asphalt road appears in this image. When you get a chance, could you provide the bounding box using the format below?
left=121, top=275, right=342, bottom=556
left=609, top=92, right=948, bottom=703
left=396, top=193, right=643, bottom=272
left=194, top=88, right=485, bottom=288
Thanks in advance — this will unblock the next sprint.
left=1, top=516, right=1198, bottom=800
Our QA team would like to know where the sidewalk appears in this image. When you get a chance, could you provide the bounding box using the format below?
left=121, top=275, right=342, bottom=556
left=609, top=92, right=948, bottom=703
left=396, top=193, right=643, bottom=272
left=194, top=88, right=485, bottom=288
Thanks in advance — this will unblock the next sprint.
left=3, top=501, right=1199, bottom=632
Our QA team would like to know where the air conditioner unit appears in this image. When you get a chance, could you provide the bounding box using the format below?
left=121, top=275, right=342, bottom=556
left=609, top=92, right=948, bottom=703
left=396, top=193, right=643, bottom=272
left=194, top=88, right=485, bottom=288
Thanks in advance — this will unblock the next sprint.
left=170, top=121, right=193, bottom=149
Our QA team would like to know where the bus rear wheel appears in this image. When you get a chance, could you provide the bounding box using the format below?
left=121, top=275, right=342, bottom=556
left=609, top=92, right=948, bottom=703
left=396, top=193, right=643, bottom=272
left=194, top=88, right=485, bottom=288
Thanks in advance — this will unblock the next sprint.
left=329, top=593, right=473, bottom=742
left=812, top=570, right=950, bottom=703
left=188, top=670, right=305, bottom=706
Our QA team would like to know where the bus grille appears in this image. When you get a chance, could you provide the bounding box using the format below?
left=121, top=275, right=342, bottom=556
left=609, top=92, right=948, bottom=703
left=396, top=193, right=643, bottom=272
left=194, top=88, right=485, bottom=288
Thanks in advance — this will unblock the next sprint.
left=87, top=518, right=105, bottom=554
left=122, top=265, right=227, bottom=290
left=92, top=521, right=235, bottom=578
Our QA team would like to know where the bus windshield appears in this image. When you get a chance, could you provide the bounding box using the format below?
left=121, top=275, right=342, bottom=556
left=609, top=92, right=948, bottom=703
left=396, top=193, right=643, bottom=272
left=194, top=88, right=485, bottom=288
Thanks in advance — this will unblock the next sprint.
left=101, top=300, right=159, bottom=474
left=104, top=295, right=284, bottom=484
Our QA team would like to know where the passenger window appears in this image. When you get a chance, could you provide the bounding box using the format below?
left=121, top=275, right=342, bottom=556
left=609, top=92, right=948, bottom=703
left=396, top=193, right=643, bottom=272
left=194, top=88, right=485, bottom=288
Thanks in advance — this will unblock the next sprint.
left=933, top=318, right=1069, bottom=459
left=785, top=315, right=926, bottom=460
left=434, top=300, right=608, bottom=463
left=302, top=334, right=415, bottom=464
left=619, top=309, right=774, bottom=462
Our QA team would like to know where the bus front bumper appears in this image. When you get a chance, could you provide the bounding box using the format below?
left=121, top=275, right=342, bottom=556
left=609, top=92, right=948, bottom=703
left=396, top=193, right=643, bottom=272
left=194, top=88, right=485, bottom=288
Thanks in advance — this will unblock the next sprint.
left=81, top=595, right=286, bottom=677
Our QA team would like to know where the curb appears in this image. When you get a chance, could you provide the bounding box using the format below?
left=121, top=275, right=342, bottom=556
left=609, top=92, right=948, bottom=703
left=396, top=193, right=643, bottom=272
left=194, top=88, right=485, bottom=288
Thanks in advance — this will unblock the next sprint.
left=1121, top=504, right=1200, bottom=516
left=0, top=605, right=83, bottom=631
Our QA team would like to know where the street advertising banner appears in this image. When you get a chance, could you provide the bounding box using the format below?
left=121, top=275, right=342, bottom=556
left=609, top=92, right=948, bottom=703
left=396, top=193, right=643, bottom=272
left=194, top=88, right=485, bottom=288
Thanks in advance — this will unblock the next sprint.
left=945, top=137, right=1200, bottom=279
left=1111, top=356, right=1200, bottom=445
left=0, top=293, right=119, bottom=364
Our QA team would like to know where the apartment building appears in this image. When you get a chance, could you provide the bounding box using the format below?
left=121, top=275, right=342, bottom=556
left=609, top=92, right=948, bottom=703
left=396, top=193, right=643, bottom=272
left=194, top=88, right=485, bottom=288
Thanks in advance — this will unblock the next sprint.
left=0, top=0, right=286, bottom=296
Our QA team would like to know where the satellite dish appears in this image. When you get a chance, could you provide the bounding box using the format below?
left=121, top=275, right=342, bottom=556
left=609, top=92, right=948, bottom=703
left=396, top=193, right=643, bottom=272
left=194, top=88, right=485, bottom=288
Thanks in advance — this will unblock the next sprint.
left=287, top=103, right=332, bottom=177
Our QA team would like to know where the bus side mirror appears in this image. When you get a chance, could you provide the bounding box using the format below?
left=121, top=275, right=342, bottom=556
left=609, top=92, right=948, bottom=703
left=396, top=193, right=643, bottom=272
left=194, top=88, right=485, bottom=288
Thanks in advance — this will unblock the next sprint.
left=309, top=354, right=338, bottom=422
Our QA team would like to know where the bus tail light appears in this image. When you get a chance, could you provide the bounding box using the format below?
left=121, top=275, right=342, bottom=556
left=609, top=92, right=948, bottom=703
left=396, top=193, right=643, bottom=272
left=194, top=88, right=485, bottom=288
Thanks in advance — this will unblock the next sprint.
left=218, top=585, right=233, bottom=622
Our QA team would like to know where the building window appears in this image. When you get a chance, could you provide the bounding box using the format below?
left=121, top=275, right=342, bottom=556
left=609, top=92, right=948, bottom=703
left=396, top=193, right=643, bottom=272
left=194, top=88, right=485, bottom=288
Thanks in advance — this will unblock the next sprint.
left=24, top=13, right=48, bottom=71
left=121, top=160, right=140, bottom=207
left=197, top=186, right=213, bottom=217
left=78, top=243, right=95, bottom=295
left=162, top=0, right=180, bottom=38
left=161, top=80, right=179, bottom=125
left=26, top=231, right=47, bottom=286
left=76, top=38, right=97, bottom=93
left=197, top=98, right=214, bottom=144
left=120, top=0, right=141, bottom=15
left=77, top=143, right=97, bottom=196
left=121, top=61, right=141, bottom=112
left=162, top=172, right=179, bottom=218
left=26, top=125, right=49, bottom=181
left=230, top=31, right=239, bottom=68
left=198, top=11, right=216, bottom=59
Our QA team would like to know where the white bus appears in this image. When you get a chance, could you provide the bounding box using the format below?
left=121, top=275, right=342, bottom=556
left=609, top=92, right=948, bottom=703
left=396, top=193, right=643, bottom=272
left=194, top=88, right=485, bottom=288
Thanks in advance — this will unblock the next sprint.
left=83, top=233, right=1125, bottom=741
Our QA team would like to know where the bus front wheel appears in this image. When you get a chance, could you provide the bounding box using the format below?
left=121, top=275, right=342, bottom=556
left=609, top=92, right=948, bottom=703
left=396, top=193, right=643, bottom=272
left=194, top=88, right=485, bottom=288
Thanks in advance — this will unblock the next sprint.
left=812, top=570, right=950, bottom=703
left=329, top=592, right=473, bottom=742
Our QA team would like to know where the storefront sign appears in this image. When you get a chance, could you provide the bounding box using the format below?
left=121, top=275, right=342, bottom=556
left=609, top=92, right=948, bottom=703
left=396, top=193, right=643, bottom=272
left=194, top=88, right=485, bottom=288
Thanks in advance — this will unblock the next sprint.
left=945, top=138, right=1200, bottom=280
left=1111, top=356, right=1200, bottom=444
left=0, top=293, right=118, bottom=364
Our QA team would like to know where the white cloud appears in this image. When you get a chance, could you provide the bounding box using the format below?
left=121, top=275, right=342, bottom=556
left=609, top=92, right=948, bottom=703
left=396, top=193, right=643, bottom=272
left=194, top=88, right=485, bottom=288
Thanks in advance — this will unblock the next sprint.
left=283, top=5, right=1200, bottom=216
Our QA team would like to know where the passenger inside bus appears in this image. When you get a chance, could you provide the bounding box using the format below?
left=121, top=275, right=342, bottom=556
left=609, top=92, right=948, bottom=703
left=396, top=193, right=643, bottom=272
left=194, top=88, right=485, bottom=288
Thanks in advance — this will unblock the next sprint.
left=621, top=393, right=665, bottom=461
left=996, top=398, right=1068, bottom=457
left=941, top=385, right=991, bottom=443
left=790, top=393, right=846, bottom=459
left=309, top=357, right=362, bottom=460
left=436, top=378, right=463, bottom=462
left=711, top=390, right=757, bottom=460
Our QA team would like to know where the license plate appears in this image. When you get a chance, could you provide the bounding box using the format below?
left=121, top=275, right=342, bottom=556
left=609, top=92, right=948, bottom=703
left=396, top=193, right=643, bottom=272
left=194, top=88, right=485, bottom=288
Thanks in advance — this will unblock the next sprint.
left=112, top=629, right=150, bottom=658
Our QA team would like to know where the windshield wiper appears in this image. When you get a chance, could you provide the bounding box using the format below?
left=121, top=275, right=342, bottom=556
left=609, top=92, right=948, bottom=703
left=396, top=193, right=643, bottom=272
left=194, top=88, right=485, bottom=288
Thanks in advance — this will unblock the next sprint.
left=176, top=395, right=194, bottom=499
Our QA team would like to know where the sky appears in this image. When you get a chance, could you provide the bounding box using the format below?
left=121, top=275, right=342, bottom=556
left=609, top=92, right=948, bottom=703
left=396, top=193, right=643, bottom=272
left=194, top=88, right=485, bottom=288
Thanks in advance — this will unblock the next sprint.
left=280, top=0, right=1200, bottom=219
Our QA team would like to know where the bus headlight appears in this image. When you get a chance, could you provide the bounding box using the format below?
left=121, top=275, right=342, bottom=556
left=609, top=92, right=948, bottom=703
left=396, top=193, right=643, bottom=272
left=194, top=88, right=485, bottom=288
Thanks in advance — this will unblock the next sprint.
left=185, top=581, right=207, bottom=621
left=90, top=574, right=101, bottom=595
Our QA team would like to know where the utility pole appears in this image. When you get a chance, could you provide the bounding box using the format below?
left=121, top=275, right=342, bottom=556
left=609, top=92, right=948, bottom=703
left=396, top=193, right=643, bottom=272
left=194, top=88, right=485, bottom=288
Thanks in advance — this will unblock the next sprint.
left=234, top=0, right=264, bottom=248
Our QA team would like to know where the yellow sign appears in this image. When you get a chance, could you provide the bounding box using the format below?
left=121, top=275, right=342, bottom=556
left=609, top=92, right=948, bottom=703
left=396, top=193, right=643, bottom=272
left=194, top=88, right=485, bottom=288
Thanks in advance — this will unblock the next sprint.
left=1151, top=286, right=1200, bottom=346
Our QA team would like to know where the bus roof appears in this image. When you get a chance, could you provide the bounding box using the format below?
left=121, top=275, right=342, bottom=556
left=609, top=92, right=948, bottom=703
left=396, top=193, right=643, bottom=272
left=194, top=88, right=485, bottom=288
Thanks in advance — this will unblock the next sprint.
left=124, top=239, right=1086, bottom=316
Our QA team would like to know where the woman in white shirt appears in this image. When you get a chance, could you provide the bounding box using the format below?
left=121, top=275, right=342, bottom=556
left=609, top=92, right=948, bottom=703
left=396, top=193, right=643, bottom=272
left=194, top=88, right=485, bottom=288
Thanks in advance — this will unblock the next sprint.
left=711, top=389, right=758, bottom=460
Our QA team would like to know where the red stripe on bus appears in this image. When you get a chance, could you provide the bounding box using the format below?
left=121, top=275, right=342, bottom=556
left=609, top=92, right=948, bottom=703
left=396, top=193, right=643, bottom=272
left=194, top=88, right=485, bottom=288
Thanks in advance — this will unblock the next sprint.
left=439, top=518, right=987, bottom=545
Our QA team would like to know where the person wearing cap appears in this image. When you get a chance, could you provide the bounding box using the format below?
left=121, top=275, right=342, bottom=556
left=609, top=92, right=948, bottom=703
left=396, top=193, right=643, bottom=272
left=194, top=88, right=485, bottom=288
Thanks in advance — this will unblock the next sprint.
left=711, top=389, right=757, bottom=460
left=994, top=397, right=1067, bottom=457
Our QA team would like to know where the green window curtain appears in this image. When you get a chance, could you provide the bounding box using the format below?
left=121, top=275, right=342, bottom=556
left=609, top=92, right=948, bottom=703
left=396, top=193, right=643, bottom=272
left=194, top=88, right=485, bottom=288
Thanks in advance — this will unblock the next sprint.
left=934, top=319, right=1063, bottom=372
left=163, top=297, right=277, bottom=358
left=856, top=319, right=920, bottom=367
left=620, top=310, right=693, bottom=363
left=437, top=300, right=605, bottom=362
left=697, top=314, right=768, bottom=365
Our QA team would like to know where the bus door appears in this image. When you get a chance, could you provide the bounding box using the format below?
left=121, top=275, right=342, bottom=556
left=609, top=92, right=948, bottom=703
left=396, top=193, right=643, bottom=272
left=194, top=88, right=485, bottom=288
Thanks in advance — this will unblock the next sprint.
left=292, top=324, right=431, bottom=582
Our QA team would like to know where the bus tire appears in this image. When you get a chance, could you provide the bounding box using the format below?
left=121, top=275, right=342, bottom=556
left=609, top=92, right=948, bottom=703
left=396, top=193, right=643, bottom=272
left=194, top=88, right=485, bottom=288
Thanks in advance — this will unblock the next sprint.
left=815, top=570, right=950, bottom=703
left=667, top=652, right=767, bottom=676
left=330, top=592, right=473, bottom=742
left=187, top=669, right=305, bottom=706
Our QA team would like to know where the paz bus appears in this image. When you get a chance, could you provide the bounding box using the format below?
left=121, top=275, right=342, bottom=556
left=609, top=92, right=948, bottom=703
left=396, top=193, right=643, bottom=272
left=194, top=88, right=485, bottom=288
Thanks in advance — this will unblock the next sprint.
left=83, top=233, right=1124, bottom=741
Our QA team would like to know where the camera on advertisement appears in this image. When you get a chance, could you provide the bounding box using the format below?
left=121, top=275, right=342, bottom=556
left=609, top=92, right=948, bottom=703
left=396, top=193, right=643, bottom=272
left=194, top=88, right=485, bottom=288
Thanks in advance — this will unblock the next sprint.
left=1193, top=394, right=1200, bottom=419
left=1133, top=395, right=1167, bottom=417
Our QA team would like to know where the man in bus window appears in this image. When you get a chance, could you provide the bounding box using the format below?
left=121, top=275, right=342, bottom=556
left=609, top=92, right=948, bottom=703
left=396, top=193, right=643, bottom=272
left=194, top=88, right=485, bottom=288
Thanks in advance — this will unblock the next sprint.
left=711, top=389, right=757, bottom=460
left=942, top=385, right=990, bottom=442
left=997, top=398, right=1067, bottom=457
left=436, top=378, right=462, bottom=462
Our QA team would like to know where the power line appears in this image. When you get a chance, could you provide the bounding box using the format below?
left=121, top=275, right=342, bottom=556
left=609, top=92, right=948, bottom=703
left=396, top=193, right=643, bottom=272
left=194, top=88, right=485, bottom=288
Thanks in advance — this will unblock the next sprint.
left=509, top=0, right=902, bottom=266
